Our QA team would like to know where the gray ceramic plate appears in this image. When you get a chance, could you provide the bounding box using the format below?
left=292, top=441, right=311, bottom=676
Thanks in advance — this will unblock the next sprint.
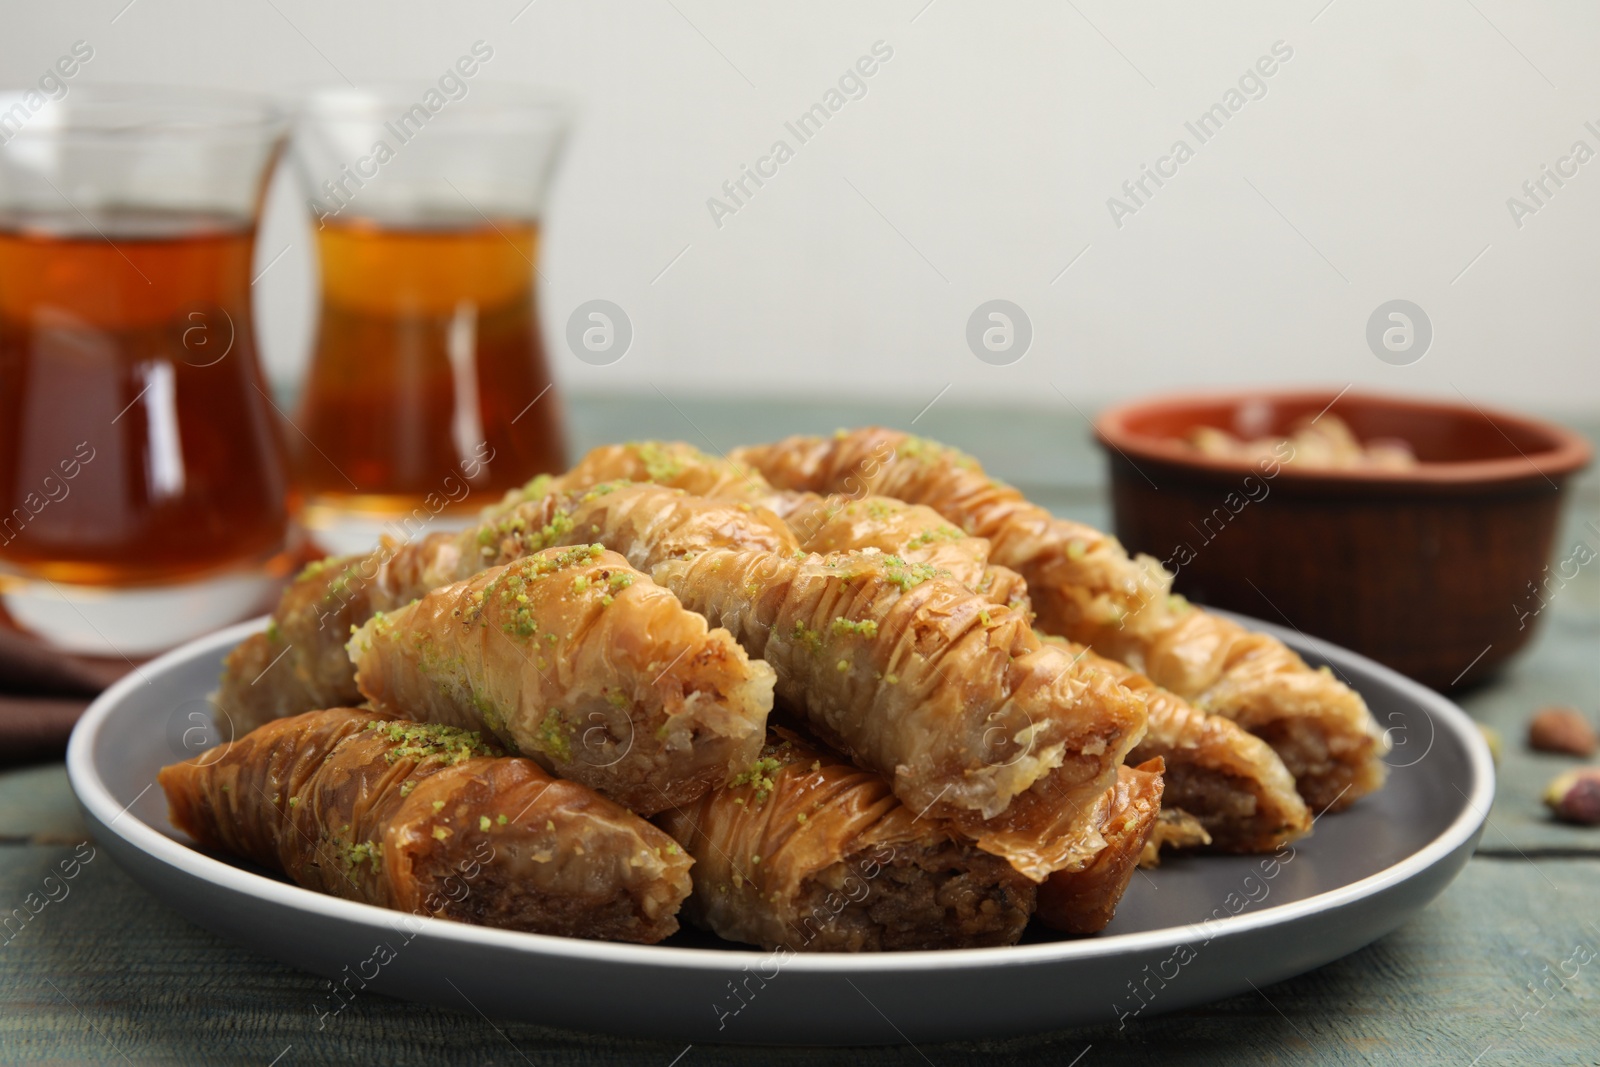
left=67, top=612, right=1493, bottom=1045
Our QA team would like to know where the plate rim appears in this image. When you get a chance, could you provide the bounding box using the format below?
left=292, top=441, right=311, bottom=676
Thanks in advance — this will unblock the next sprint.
left=67, top=610, right=1496, bottom=975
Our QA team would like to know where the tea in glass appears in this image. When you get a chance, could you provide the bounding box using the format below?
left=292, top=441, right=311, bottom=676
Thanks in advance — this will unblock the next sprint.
left=0, top=88, right=292, bottom=654
left=291, top=85, right=570, bottom=553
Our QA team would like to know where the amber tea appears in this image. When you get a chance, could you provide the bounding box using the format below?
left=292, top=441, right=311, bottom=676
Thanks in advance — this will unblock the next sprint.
left=292, top=218, right=566, bottom=535
left=0, top=215, right=291, bottom=587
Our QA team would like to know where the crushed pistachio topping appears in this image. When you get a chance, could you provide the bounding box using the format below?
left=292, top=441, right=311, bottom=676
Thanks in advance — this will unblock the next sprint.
left=881, top=555, right=943, bottom=591
left=344, top=840, right=383, bottom=870
left=288, top=797, right=300, bottom=809
left=496, top=814, right=508, bottom=826
left=835, top=659, right=850, bottom=673
left=399, top=780, right=417, bottom=798
left=295, top=558, right=332, bottom=583
left=432, top=800, right=446, bottom=813
left=730, top=755, right=783, bottom=804
left=476, top=504, right=577, bottom=561
left=432, top=826, right=451, bottom=841
left=791, top=621, right=823, bottom=654
left=264, top=619, right=281, bottom=642
left=539, top=710, right=573, bottom=762
left=830, top=618, right=878, bottom=639
left=479, top=816, right=491, bottom=831
left=632, top=441, right=703, bottom=482
left=577, top=480, right=626, bottom=503
left=906, top=524, right=962, bottom=549
left=473, top=544, right=606, bottom=634
left=504, top=472, right=555, bottom=508
left=369, top=720, right=496, bottom=765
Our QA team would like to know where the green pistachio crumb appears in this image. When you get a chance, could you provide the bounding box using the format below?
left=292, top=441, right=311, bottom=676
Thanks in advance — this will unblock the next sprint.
left=830, top=618, right=878, bottom=639
left=731, top=756, right=783, bottom=804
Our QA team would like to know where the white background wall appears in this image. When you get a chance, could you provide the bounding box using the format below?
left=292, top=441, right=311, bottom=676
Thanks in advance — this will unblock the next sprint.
left=6, top=0, right=1600, bottom=414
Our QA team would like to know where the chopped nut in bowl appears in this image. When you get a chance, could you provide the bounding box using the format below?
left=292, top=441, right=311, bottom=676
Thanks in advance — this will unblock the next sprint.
left=1095, top=389, right=1592, bottom=689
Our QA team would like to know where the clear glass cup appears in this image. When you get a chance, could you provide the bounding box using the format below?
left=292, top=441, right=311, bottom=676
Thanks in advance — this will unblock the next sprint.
left=0, top=85, right=294, bottom=655
left=289, top=84, right=571, bottom=555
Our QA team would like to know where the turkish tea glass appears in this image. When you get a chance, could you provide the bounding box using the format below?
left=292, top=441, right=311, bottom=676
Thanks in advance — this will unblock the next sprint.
left=290, top=84, right=570, bottom=555
left=0, top=86, right=293, bottom=655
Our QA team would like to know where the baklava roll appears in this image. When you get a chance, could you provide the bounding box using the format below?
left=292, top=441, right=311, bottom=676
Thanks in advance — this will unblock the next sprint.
left=463, top=482, right=797, bottom=581
left=652, top=548, right=1147, bottom=880
left=348, top=545, right=775, bottom=815
left=779, top=492, right=1031, bottom=618
left=1047, top=637, right=1312, bottom=852
left=657, top=729, right=1035, bottom=951
left=219, top=468, right=791, bottom=733
left=1138, top=611, right=1387, bottom=813
left=734, top=428, right=1387, bottom=813
left=732, top=428, right=1163, bottom=642
left=159, top=708, right=692, bottom=944
left=1037, top=759, right=1164, bottom=935
left=548, top=440, right=778, bottom=507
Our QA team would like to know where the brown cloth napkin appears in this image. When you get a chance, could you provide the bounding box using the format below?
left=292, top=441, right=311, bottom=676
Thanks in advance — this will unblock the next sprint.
left=0, top=624, right=136, bottom=765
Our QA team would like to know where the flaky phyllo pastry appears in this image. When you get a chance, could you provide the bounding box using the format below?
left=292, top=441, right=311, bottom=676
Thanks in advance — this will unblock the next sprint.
left=732, top=428, right=1388, bottom=813
left=158, top=708, right=693, bottom=944
left=1038, top=759, right=1165, bottom=934
left=1046, top=637, right=1311, bottom=853
left=348, top=545, right=775, bottom=815
left=658, top=729, right=1035, bottom=951
left=653, top=547, right=1148, bottom=881
left=769, top=482, right=1309, bottom=854
left=217, top=452, right=793, bottom=734
left=776, top=492, right=1032, bottom=617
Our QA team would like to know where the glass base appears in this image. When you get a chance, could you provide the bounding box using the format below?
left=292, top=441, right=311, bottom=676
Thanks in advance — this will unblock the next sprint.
left=1, top=565, right=284, bottom=657
left=299, top=497, right=481, bottom=557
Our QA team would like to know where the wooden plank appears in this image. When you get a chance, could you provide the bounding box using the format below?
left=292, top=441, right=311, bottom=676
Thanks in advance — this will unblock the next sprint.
left=0, top=843, right=1591, bottom=1064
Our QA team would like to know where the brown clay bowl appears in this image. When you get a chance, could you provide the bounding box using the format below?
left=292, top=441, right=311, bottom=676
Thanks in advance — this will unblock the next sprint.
left=1093, top=390, right=1593, bottom=689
